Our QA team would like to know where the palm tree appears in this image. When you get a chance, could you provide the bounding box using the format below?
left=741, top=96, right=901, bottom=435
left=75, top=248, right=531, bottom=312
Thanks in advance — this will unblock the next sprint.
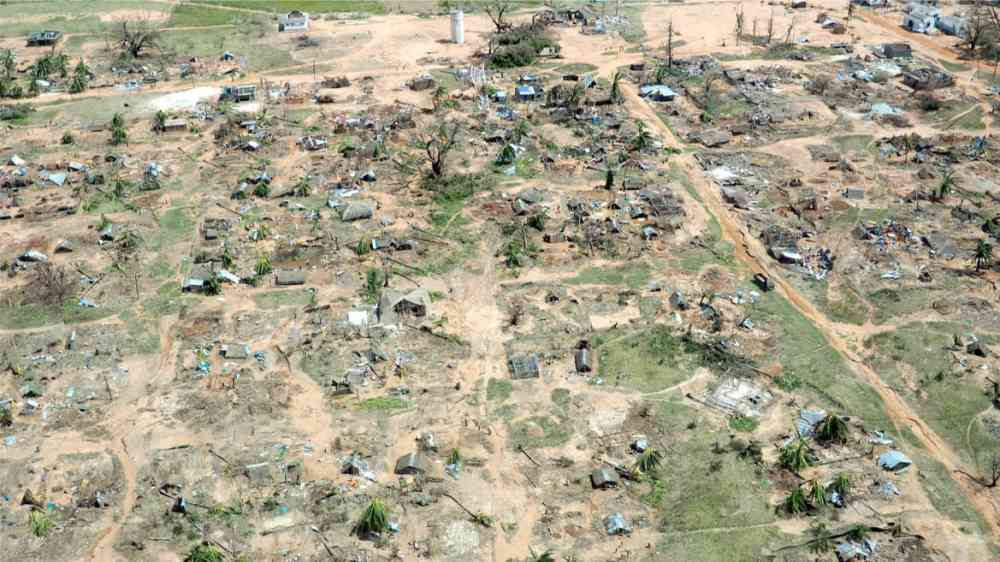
left=355, top=498, right=390, bottom=536
left=255, top=254, right=273, bottom=277
left=610, top=70, right=624, bottom=104
left=51, top=52, right=69, bottom=78
left=784, top=484, right=808, bottom=514
left=809, top=520, right=832, bottom=554
left=292, top=176, right=311, bottom=197
left=69, top=72, right=87, bottom=94
left=630, top=120, right=653, bottom=152
left=807, top=479, right=828, bottom=507
left=634, top=449, right=664, bottom=474
left=512, top=118, right=531, bottom=143
left=431, top=85, right=451, bottom=113
left=110, top=113, right=128, bottom=145
left=778, top=438, right=814, bottom=472
left=815, top=414, right=850, bottom=444
left=529, top=550, right=556, bottom=562
left=974, top=239, right=993, bottom=272
left=828, top=472, right=851, bottom=499
left=152, top=110, right=167, bottom=133
left=0, top=49, right=15, bottom=79
left=846, top=524, right=869, bottom=542
left=935, top=168, right=956, bottom=201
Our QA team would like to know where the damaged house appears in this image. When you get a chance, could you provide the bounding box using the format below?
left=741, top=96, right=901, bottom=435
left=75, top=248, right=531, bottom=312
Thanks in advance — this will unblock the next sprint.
left=220, top=85, right=257, bottom=102
left=903, top=6, right=940, bottom=34
left=902, top=68, right=954, bottom=90
left=26, top=30, right=62, bottom=47
left=377, top=288, right=431, bottom=324
left=278, top=10, right=310, bottom=32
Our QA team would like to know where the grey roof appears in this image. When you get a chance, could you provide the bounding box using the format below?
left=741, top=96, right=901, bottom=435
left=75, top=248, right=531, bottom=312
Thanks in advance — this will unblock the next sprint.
left=508, top=354, right=540, bottom=379
left=223, top=344, right=250, bottom=360
left=878, top=450, right=912, bottom=471
left=590, top=468, right=618, bottom=489
left=275, top=270, right=306, bottom=286
left=341, top=202, right=374, bottom=221
left=394, top=452, right=428, bottom=475
left=377, top=288, right=430, bottom=324
left=640, top=85, right=678, bottom=99
left=574, top=348, right=592, bottom=373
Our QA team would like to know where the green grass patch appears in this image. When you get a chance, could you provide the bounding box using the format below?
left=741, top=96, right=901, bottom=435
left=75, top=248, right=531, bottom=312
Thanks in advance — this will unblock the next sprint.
left=0, top=298, right=115, bottom=330
left=593, top=325, right=701, bottom=393
left=358, top=396, right=410, bottom=412
left=142, top=282, right=191, bottom=318
left=253, top=289, right=315, bottom=309
left=566, top=263, right=652, bottom=289
left=911, top=449, right=991, bottom=536
left=792, top=277, right=868, bottom=326
left=867, top=286, right=942, bottom=325
left=486, top=378, right=513, bottom=402
left=655, top=526, right=790, bottom=561
left=754, top=291, right=889, bottom=426
left=728, top=415, right=758, bottom=433
left=866, top=322, right=1000, bottom=466
left=939, top=59, right=971, bottom=73
left=202, top=0, right=385, bottom=14
left=555, top=63, right=598, bottom=75
left=168, top=3, right=243, bottom=27
left=952, top=105, right=986, bottom=131
left=648, top=397, right=778, bottom=534
left=551, top=387, right=571, bottom=409
left=831, top=134, right=873, bottom=154
left=148, top=206, right=195, bottom=251
left=509, top=415, right=571, bottom=449
left=159, top=27, right=295, bottom=73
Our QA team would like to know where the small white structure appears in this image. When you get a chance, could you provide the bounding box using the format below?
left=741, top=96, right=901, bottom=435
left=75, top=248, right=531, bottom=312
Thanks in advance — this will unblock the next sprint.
left=278, top=10, right=310, bottom=32
left=903, top=6, right=940, bottom=34
left=450, top=10, right=465, bottom=44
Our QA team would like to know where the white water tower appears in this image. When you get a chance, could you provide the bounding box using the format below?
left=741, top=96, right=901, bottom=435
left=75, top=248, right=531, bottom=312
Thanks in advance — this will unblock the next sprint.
left=451, top=10, right=465, bottom=44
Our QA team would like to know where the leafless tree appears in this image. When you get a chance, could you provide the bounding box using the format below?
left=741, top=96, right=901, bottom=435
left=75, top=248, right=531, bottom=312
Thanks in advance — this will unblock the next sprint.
left=734, top=5, right=745, bottom=47
left=666, top=19, right=676, bottom=68
left=766, top=11, right=775, bottom=45
left=959, top=452, right=1000, bottom=488
left=783, top=19, right=797, bottom=44
left=111, top=17, right=161, bottom=59
left=26, top=263, right=78, bottom=307
left=964, top=2, right=991, bottom=56
left=484, top=0, right=514, bottom=33
left=416, top=121, right=462, bottom=179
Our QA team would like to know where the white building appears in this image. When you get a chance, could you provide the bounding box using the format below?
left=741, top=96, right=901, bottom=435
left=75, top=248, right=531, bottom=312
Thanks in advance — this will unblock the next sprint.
left=278, top=10, right=310, bottom=32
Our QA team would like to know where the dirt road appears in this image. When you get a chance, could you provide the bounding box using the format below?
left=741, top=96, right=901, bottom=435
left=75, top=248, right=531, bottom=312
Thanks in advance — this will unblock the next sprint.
left=620, top=85, right=1000, bottom=537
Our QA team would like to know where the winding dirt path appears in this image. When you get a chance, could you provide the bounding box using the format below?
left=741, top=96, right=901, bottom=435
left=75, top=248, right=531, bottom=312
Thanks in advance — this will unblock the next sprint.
left=621, top=85, right=1000, bottom=537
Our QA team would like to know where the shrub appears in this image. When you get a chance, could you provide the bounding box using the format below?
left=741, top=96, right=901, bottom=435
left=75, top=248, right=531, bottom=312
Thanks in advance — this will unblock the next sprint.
left=0, top=103, right=34, bottom=121
left=778, top=438, right=815, bottom=472
left=185, top=543, right=224, bottom=562
left=255, top=254, right=272, bottom=276
left=815, top=414, right=850, bottom=444
left=28, top=510, right=53, bottom=537
left=355, top=499, right=390, bottom=536
left=61, top=131, right=74, bottom=144
left=203, top=275, right=222, bottom=296
left=918, top=95, right=941, bottom=112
